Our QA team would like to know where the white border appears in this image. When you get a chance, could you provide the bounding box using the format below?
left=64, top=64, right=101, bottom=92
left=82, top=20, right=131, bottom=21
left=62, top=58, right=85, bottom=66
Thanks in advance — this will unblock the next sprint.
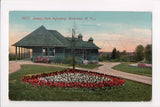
left=1, top=0, right=160, bottom=107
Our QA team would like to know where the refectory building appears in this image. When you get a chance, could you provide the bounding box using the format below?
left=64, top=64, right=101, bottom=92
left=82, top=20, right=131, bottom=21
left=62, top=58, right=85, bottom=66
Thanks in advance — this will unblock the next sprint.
left=13, top=25, right=100, bottom=63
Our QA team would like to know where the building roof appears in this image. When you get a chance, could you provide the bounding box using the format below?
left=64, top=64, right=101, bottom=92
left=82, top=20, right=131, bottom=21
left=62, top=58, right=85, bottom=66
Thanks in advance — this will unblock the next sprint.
left=88, top=37, right=93, bottom=41
left=78, top=33, right=83, bottom=38
left=66, top=37, right=99, bottom=49
left=13, top=25, right=66, bottom=47
left=13, top=25, right=99, bottom=49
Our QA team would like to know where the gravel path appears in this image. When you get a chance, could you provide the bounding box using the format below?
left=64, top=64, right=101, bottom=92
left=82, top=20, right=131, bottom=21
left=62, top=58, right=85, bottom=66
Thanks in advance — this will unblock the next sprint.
left=91, top=62, right=152, bottom=85
left=9, top=60, right=152, bottom=85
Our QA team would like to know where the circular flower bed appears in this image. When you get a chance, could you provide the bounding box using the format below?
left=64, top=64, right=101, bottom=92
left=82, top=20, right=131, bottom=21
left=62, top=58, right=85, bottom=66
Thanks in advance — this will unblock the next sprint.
left=21, top=69, right=125, bottom=89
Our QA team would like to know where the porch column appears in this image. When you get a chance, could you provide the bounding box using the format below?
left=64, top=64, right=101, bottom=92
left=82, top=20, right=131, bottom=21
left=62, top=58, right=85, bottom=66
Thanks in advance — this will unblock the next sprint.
left=15, top=46, right=17, bottom=56
left=64, top=48, right=65, bottom=57
left=29, top=49, right=30, bottom=58
left=24, top=48, right=25, bottom=58
left=21, top=47, right=23, bottom=59
left=27, top=49, right=29, bottom=58
left=18, top=47, right=20, bottom=58
left=82, top=49, right=84, bottom=60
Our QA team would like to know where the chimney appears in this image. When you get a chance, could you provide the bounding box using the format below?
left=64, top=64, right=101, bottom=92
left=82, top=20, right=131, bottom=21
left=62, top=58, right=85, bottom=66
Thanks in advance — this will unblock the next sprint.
left=78, top=34, right=83, bottom=40
left=88, top=37, right=93, bottom=43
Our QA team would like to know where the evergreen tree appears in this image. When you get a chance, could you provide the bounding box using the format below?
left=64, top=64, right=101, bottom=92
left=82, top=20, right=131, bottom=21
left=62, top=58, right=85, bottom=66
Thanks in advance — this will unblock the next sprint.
left=111, top=48, right=117, bottom=59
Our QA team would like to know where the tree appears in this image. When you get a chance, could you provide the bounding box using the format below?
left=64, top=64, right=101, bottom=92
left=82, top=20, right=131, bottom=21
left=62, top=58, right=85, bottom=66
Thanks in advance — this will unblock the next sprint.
left=117, top=50, right=120, bottom=58
left=111, top=48, right=120, bottom=59
left=135, top=45, right=144, bottom=61
left=145, top=44, right=152, bottom=64
left=121, top=50, right=127, bottom=55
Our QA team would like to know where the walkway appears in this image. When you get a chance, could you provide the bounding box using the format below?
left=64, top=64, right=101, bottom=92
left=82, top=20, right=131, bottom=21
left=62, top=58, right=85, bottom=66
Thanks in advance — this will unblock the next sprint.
left=91, top=62, right=152, bottom=85
left=9, top=60, right=152, bottom=85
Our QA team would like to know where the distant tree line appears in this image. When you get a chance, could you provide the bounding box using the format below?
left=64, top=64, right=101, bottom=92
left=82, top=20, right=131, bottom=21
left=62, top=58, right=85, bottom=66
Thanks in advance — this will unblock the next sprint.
left=135, top=44, right=152, bottom=63
left=99, top=44, right=152, bottom=64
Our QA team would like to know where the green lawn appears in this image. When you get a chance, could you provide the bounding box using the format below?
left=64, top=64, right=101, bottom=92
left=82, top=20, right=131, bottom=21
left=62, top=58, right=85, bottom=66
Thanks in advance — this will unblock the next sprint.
left=112, top=63, right=152, bottom=77
left=9, top=65, right=152, bottom=101
left=50, top=63, right=102, bottom=69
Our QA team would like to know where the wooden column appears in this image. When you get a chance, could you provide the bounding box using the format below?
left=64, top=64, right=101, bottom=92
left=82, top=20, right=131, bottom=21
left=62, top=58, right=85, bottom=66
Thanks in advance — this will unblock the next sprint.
left=64, top=48, right=65, bottom=57
left=27, top=49, right=29, bottom=58
left=29, top=49, right=30, bottom=58
left=24, top=48, right=25, bottom=58
left=18, top=47, right=20, bottom=58
left=15, top=46, right=17, bottom=56
left=83, top=49, right=84, bottom=60
left=21, top=47, right=23, bottom=59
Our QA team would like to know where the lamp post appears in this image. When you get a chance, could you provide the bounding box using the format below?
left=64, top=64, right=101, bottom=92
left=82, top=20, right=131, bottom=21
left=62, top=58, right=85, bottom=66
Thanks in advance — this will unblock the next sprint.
left=72, top=28, right=75, bottom=70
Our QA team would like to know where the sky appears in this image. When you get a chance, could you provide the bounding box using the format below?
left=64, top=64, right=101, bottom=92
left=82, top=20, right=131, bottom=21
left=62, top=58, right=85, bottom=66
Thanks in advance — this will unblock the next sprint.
left=9, top=11, right=152, bottom=53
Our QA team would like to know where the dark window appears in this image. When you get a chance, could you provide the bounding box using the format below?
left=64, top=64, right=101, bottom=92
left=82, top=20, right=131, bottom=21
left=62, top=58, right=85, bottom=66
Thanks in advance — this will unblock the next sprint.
left=43, top=48, right=55, bottom=56
left=49, top=48, right=55, bottom=56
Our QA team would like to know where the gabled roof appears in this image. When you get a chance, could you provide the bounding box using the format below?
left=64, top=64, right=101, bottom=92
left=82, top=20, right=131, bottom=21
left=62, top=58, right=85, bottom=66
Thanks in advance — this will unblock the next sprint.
left=13, top=25, right=99, bottom=49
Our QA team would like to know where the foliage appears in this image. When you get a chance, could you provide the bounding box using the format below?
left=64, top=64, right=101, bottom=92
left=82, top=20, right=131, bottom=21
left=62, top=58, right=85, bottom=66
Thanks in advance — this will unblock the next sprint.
left=75, top=64, right=102, bottom=69
left=119, top=56, right=135, bottom=62
left=55, top=57, right=63, bottom=63
left=111, top=48, right=119, bottom=59
left=121, top=50, right=127, bottom=55
left=117, top=50, right=120, bottom=58
left=51, top=63, right=102, bottom=69
left=99, top=44, right=151, bottom=64
left=145, top=45, right=152, bottom=64
left=62, top=56, right=79, bottom=65
left=99, top=54, right=135, bottom=63
left=98, top=54, right=111, bottom=61
left=112, top=63, right=152, bottom=77
left=9, top=54, right=24, bottom=61
left=9, top=65, right=151, bottom=101
left=135, top=45, right=144, bottom=61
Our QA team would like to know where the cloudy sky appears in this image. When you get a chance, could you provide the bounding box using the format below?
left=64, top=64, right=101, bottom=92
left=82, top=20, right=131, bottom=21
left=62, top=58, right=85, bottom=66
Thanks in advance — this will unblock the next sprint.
left=9, top=11, right=152, bottom=53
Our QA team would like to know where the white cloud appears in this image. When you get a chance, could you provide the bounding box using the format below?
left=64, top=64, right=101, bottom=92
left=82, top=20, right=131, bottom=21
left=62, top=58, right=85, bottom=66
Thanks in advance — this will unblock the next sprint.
left=131, top=28, right=151, bottom=36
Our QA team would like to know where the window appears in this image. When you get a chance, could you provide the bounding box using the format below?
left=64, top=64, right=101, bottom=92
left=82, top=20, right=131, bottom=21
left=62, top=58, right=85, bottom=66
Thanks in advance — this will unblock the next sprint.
left=49, top=48, right=55, bottom=56
left=42, top=48, right=55, bottom=56
left=43, top=48, right=47, bottom=56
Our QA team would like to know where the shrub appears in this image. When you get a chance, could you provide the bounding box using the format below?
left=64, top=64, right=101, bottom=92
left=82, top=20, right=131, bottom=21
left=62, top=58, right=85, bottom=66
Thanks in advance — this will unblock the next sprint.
left=55, top=57, right=63, bottom=63
left=62, top=56, right=79, bottom=65
left=9, top=54, right=21, bottom=60
left=119, top=56, right=135, bottom=62
left=98, top=54, right=111, bottom=61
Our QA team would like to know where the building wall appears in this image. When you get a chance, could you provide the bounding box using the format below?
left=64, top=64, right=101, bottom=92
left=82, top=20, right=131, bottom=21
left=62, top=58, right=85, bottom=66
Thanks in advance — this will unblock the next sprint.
left=32, top=47, right=65, bottom=62
left=32, top=47, right=42, bottom=57
left=86, top=49, right=99, bottom=61
left=31, top=47, right=98, bottom=63
left=65, top=49, right=99, bottom=63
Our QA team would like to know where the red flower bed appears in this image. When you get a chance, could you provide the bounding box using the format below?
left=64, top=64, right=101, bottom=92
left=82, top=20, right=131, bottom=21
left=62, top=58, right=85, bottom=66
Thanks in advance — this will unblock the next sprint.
left=21, top=69, right=125, bottom=90
left=138, top=63, right=152, bottom=68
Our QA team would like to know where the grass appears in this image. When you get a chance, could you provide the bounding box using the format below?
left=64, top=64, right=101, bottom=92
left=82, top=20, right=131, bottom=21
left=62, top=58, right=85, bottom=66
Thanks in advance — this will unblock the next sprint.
left=9, top=65, right=152, bottom=101
left=112, top=63, right=152, bottom=77
left=50, top=63, right=102, bottom=69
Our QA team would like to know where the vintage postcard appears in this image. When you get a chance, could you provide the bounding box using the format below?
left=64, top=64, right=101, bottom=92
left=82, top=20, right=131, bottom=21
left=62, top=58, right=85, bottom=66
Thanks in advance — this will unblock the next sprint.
left=9, top=11, right=152, bottom=101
